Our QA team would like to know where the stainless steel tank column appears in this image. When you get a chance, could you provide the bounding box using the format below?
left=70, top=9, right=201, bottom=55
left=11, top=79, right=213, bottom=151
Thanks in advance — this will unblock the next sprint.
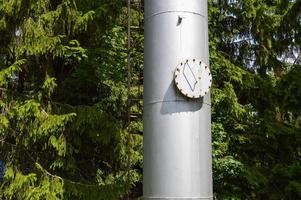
left=143, top=0, right=213, bottom=199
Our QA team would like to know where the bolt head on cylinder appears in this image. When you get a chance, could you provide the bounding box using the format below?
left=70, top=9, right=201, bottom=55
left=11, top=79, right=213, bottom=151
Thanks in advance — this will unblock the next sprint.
left=174, top=59, right=212, bottom=98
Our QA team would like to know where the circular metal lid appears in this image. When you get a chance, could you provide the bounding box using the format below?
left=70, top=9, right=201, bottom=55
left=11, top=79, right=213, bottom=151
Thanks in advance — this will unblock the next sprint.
left=174, top=59, right=212, bottom=98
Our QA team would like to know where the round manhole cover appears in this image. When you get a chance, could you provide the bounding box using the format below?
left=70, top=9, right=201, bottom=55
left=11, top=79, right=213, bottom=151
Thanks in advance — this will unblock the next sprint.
left=174, top=59, right=212, bottom=98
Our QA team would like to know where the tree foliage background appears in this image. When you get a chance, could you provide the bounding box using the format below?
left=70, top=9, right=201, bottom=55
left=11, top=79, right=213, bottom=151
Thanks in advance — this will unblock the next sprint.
left=0, top=0, right=300, bottom=199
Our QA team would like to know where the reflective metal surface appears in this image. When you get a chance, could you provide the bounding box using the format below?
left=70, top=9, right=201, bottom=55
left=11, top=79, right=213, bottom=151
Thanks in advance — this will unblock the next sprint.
left=143, top=0, right=213, bottom=199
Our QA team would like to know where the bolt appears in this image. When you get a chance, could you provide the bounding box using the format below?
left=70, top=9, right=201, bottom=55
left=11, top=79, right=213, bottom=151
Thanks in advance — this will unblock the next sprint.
left=177, top=16, right=183, bottom=25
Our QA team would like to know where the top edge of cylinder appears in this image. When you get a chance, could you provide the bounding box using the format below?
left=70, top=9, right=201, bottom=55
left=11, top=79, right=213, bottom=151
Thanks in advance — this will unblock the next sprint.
left=144, top=0, right=208, bottom=19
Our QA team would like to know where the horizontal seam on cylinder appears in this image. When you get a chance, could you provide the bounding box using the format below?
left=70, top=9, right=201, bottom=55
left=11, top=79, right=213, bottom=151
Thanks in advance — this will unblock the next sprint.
left=143, top=196, right=214, bottom=199
left=145, top=10, right=207, bottom=22
left=144, top=100, right=211, bottom=106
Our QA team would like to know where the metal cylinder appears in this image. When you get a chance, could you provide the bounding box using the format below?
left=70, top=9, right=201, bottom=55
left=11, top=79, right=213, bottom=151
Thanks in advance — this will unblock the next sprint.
left=143, top=0, right=213, bottom=199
